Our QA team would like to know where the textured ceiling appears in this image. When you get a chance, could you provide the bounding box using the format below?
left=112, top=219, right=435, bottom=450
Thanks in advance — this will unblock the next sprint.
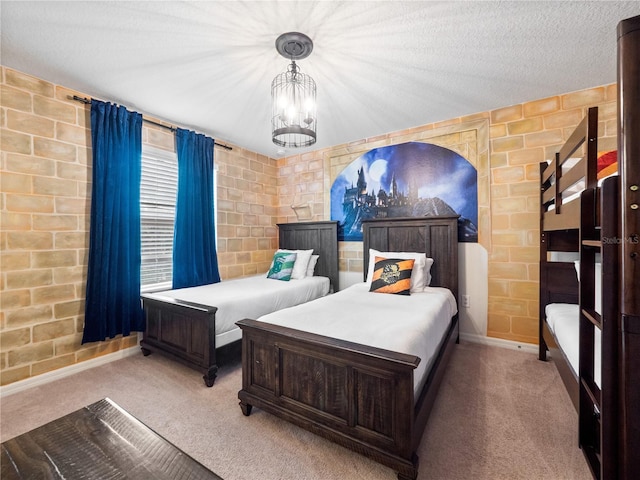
left=2, top=1, right=639, bottom=158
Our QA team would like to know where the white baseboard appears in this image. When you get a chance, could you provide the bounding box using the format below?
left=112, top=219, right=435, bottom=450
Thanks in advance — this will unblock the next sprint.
left=0, top=345, right=140, bottom=398
left=460, top=332, right=538, bottom=354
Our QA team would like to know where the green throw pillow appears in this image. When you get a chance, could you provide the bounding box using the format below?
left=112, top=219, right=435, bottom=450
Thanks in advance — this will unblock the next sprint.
left=266, top=252, right=297, bottom=281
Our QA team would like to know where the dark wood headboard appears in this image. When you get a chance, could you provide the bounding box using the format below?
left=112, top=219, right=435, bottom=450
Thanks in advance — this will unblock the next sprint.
left=362, top=216, right=459, bottom=301
left=277, top=221, right=339, bottom=292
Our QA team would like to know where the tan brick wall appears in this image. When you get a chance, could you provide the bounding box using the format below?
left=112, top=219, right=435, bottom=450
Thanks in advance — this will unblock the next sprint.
left=215, top=146, right=279, bottom=279
left=486, top=84, right=617, bottom=343
left=277, top=84, right=617, bottom=345
left=1, top=67, right=277, bottom=386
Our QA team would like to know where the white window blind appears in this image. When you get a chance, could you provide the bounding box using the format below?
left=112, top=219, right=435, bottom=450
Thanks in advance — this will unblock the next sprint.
left=140, top=145, right=178, bottom=290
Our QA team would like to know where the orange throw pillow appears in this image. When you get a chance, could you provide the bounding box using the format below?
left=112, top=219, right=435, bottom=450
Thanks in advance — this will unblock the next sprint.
left=369, top=257, right=415, bottom=295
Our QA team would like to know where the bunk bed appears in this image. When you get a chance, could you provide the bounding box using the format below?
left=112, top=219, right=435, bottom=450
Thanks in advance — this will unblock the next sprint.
left=237, top=216, right=459, bottom=480
left=539, top=14, right=639, bottom=480
left=140, top=221, right=338, bottom=387
left=539, top=105, right=602, bottom=409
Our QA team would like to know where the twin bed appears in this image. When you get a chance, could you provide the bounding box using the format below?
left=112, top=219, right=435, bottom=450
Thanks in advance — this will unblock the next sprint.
left=140, top=221, right=338, bottom=386
left=238, top=216, right=459, bottom=480
left=539, top=14, right=639, bottom=479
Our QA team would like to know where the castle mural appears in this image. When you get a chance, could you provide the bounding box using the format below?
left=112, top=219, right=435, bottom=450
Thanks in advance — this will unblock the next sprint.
left=330, top=142, right=478, bottom=242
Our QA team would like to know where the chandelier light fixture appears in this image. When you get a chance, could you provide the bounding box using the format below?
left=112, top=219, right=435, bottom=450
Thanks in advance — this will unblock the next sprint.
left=271, top=32, right=317, bottom=148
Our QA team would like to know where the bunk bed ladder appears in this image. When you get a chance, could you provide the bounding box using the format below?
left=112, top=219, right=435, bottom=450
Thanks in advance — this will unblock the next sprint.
left=577, top=187, right=600, bottom=479
left=576, top=104, right=617, bottom=480
left=578, top=179, right=620, bottom=480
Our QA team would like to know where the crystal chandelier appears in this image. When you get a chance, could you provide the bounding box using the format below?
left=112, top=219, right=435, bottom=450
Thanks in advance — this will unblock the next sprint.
left=271, top=32, right=317, bottom=148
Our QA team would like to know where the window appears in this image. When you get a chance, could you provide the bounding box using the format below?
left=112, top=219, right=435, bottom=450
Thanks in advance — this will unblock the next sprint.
left=140, top=145, right=178, bottom=291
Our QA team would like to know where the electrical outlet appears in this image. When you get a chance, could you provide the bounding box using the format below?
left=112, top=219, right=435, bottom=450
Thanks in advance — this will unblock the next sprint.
left=461, top=295, right=470, bottom=308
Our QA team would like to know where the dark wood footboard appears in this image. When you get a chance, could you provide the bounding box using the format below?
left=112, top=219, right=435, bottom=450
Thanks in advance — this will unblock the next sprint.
left=141, top=295, right=219, bottom=387
left=237, top=315, right=458, bottom=480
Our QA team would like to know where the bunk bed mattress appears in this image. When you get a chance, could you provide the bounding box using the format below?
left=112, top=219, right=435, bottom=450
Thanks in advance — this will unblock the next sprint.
left=149, top=275, right=330, bottom=345
left=547, top=171, right=618, bottom=210
left=257, top=283, right=458, bottom=398
left=545, top=303, right=601, bottom=387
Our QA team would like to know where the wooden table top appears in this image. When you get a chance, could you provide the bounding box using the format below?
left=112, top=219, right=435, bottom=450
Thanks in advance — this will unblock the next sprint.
left=1, top=398, right=223, bottom=479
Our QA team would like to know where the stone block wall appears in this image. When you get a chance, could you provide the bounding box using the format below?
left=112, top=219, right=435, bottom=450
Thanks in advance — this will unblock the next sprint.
left=215, top=146, right=279, bottom=279
left=0, top=67, right=277, bottom=386
left=487, top=85, right=616, bottom=342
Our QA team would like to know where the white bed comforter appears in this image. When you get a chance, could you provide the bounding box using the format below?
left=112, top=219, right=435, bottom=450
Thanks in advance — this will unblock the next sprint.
left=257, top=283, right=458, bottom=398
left=147, top=275, right=330, bottom=346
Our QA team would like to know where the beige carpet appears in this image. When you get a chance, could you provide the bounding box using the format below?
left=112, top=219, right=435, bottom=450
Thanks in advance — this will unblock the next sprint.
left=0, top=342, right=591, bottom=479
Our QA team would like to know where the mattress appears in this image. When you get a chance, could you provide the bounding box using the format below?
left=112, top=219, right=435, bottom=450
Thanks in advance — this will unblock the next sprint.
left=257, top=282, right=458, bottom=398
left=546, top=165, right=618, bottom=211
left=545, top=303, right=601, bottom=387
left=148, top=274, right=330, bottom=346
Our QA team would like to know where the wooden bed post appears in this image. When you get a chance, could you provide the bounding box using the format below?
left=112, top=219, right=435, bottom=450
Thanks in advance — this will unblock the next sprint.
left=539, top=162, right=549, bottom=361
left=617, top=14, right=640, bottom=480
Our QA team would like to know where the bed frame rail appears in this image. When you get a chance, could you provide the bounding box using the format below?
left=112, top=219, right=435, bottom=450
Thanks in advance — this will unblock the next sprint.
left=541, top=107, right=598, bottom=231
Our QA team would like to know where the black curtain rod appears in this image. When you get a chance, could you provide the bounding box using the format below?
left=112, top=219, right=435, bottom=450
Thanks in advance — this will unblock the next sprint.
left=71, top=96, right=232, bottom=150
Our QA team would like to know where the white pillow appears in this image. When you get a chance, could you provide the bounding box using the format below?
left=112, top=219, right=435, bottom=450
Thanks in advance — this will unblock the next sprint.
left=306, top=255, right=319, bottom=276
left=424, top=257, right=435, bottom=286
left=277, top=249, right=313, bottom=279
left=366, top=249, right=431, bottom=292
